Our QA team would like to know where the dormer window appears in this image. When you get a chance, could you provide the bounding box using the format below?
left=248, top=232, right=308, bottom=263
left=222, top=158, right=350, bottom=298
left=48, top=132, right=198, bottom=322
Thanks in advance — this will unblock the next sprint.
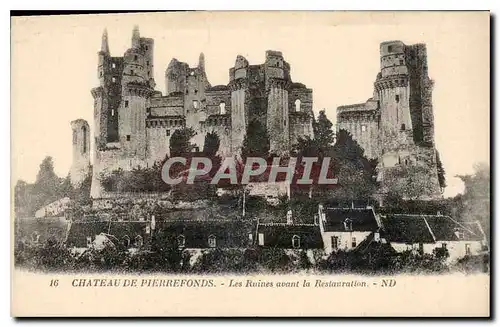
left=361, top=125, right=367, bottom=132
left=208, top=235, right=216, bottom=248
left=193, top=100, right=199, bottom=109
left=177, top=235, right=186, bottom=248
left=112, top=63, right=116, bottom=69
left=112, top=77, right=116, bottom=83
left=454, top=229, right=465, bottom=240
left=292, top=235, right=301, bottom=249
left=343, top=218, right=353, bottom=231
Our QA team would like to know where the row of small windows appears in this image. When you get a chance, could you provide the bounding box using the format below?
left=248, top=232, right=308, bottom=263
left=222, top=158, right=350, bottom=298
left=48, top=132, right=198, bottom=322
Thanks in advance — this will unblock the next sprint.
left=331, top=236, right=357, bottom=250
left=173, top=235, right=217, bottom=248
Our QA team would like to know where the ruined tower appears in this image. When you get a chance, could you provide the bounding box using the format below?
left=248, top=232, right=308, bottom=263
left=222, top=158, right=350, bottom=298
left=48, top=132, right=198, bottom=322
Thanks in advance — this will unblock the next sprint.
left=336, top=40, right=442, bottom=200
left=69, top=119, right=91, bottom=186
left=265, top=51, right=291, bottom=155
left=90, top=27, right=155, bottom=198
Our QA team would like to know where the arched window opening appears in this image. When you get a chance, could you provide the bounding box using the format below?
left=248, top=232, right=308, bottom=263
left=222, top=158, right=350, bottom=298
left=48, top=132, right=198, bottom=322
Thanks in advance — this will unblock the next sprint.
left=295, top=99, right=301, bottom=112
left=292, top=235, right=301, bottom=249
left=82, top=126, right=87, bottom=153
left=401, top=123, right=406, bottom=131
left=208, top=235, right=217, bottom=248
left=219, top=102, right=226, bottom=115
left=177, top=235, right=186, bottom=248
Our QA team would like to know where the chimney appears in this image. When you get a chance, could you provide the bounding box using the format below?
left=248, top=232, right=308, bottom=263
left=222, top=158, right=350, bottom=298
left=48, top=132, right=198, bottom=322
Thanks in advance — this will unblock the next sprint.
left=286, top=209, right=293, bottom=225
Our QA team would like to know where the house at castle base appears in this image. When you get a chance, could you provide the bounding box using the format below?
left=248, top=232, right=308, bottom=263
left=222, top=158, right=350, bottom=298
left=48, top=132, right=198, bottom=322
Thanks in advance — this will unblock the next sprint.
left=381, top=214, right=488, bottom=262
left=255, top=222, right=324, bottom=250
left=318, top=205, right=382, bottom=255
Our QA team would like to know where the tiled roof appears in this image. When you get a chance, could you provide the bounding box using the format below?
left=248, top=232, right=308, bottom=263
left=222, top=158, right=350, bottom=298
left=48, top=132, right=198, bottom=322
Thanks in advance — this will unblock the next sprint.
left=155, top=220, right=253, bottom=248
left=65, top=219, right=253, bottom=249
left=381, top=214, right=485, bottom=244
left=323, top=208, right=379, bottom=232
left=256, top=223, right=323, bottom=249
left=424, top=216, right=484, bottom=242
left=381, top=215, right=435, bottom=243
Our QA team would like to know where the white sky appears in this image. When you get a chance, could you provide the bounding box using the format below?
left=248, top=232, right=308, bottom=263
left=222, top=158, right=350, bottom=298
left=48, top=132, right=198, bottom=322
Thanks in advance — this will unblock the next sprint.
left=11, top=12, right=490, bottom=198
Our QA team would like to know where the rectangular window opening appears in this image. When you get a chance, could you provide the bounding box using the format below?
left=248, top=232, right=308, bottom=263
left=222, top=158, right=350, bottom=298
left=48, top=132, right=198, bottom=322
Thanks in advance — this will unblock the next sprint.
left=126, top=135, right=131, bottom=141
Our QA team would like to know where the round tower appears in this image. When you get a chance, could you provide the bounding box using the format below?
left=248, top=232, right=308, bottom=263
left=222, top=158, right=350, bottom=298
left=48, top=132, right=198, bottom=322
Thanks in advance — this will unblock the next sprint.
left=265, top=51, right=290, bottom=155
left=374, top=41, right=413, bottom=152
left=70, top=119, right=91, bottom=186
left=229, top=55, right=249, bottom=154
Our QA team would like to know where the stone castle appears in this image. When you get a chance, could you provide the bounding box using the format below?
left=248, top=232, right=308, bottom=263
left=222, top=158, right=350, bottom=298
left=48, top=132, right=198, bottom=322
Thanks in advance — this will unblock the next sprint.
left=69, top=28, right=442, bottom=201
left=337, top=40, right=442, bottom=199
left=69, top=27, right=315, bottom=198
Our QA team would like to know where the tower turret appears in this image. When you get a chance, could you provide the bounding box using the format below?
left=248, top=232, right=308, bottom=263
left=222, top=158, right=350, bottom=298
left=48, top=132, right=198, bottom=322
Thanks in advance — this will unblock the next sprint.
left=132, top=25, right=140, bottom=49
left=101, top=29, right=109, bottom=54
left=198, top=52, right=205, bottom=72
left=374, top=40, right=413, bottom=152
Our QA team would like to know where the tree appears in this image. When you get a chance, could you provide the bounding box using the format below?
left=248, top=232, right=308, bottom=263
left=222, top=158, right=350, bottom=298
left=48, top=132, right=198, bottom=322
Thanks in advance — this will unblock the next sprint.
left=169, top=127, right=196, bottom=156
left=203, top=131, right=220, bottom=156
left=33, top=156, right=61, bottom=201
left=456, top=163, right=490, bottom=241
left=382, top=165, right=440, bottom=201
left=241, top=120, right=270, bottom=160
left=328, top=129, right=378, bottom=201
left=312, top=109, right=335, bottom=150
left=15, top=156, right=69, bottom=216
left=436, top=150, right=446, bottom=190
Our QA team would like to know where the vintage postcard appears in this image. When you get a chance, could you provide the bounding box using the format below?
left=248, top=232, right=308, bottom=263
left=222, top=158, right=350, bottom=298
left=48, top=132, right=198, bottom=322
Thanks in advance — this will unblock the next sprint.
left=11, top=11, right=490, bottom=317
